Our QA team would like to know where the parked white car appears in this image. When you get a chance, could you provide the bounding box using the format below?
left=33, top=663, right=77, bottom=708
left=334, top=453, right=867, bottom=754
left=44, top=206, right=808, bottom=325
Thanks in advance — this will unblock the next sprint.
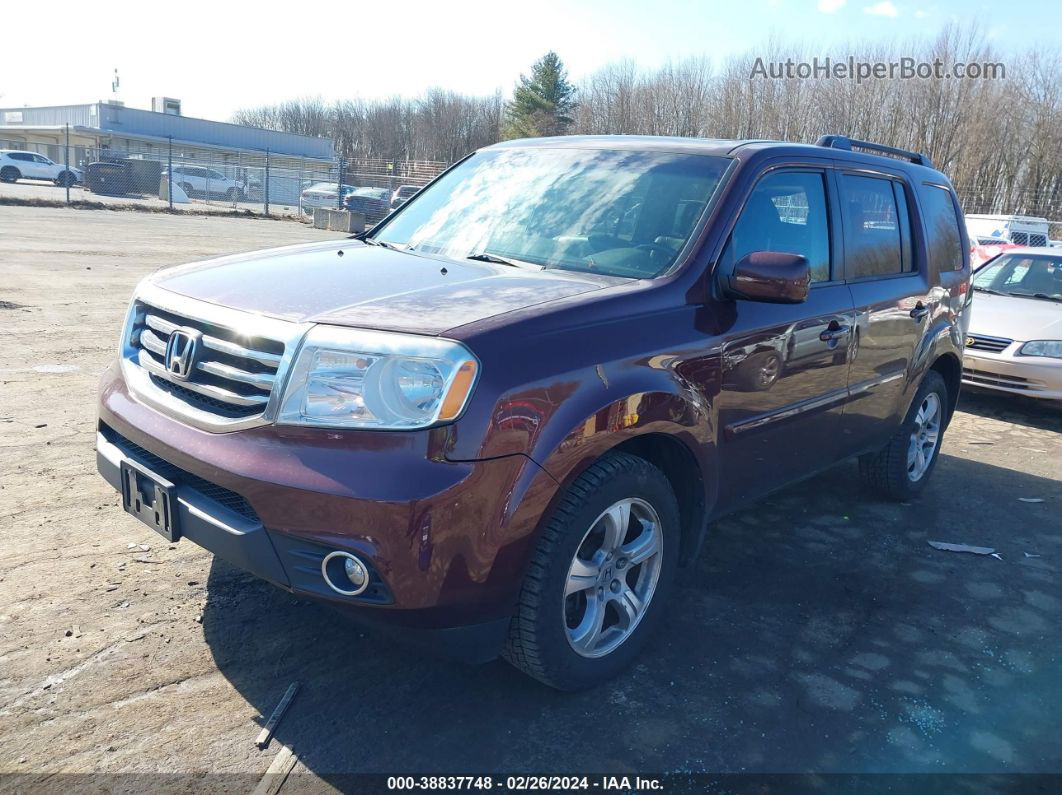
left=390, top=184, right=421, bottom=209
left=163, top=166, right=246, bottom=201
left=300, top=182, right=355, bottom=214
left=0, top=150, right=82, bottom=186
left=964, top=248, right=1062, bottom=400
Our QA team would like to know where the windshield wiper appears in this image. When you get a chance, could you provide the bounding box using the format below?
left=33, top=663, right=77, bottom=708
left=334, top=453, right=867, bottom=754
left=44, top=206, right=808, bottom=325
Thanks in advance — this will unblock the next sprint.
left=354, top=234, right=401, bottom=251
left=972, top=286, right=1007, bottom=295
left=466, top=252, right=541, bottom=269
left=1031, top=292, right=1062, bottom=303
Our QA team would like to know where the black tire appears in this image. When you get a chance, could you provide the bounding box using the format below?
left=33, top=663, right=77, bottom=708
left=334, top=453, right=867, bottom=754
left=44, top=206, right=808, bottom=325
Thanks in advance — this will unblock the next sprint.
left=736, top=350, right=783, bottom=391
left=503, top=451, right=680, bottom=690
left=55, top=171, right=77, bottom=187
left=180, top=182, right=194, bottom=197
left=226, top=187, right=245, bottom=202
left=859, top=370, right=948, bottom=501
left=0, top=166, right=21, bottom=183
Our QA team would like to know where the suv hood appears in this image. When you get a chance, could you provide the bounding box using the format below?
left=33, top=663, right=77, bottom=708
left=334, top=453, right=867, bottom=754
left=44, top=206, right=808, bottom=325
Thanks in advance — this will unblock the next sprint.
left=149, top=240, right=627, bottom=335
left=969, top=291, right=1062, bottom=341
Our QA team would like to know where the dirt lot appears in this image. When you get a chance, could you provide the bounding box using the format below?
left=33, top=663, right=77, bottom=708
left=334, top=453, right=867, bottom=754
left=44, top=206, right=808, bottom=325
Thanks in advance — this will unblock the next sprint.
left=1, top=205, right=1061, bottom=789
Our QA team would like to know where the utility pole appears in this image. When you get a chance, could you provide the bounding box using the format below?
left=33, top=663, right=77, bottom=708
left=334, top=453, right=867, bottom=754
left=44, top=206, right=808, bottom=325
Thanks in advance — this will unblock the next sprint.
left=64, top=124, right=71, bottom=205
left=264, top=149, right=271, bottom=216
left=336, top=157, right=346, bottom=210
left=167, top=136, right=173, bottom=210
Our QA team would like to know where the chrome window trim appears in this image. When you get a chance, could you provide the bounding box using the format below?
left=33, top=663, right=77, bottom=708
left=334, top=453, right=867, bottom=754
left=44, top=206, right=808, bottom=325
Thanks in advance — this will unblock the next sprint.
left=119, top=281, right=312, bottom=433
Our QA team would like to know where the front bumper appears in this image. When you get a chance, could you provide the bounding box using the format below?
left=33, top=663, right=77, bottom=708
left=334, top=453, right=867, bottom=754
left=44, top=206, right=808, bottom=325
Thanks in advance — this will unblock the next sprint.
left=97, top=362, right=546, bottom=660
left=962, top=348, right=1062, bottom=400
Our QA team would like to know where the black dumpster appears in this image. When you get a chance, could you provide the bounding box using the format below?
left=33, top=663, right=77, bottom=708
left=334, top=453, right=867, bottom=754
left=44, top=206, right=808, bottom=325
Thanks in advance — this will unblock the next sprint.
left=125, top=158, right=162, bottom=194
left=84, top=161, right=132, bottom=196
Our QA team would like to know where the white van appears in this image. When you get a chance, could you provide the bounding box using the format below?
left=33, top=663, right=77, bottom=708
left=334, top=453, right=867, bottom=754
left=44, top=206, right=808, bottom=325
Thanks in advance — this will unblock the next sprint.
left=965, top=214, right=1050, bottom=247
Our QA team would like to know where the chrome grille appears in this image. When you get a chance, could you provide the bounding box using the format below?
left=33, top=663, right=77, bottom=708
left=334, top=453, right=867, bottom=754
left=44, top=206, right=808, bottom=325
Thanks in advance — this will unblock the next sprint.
left=965, top=334, right=1013, bottom=353
left=962, top=367, right=1033, bottom=390
left=130, top=301, right=284, bottom=419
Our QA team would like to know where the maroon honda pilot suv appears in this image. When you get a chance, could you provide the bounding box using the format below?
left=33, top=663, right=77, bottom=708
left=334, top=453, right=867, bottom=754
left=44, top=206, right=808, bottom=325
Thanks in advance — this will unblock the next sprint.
left=97, top=135, right=970, bottom=689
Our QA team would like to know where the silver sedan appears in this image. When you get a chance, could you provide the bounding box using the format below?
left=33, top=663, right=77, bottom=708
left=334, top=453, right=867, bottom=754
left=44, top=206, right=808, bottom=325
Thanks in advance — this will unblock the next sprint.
left=964, top=247, right=1062, bottom=400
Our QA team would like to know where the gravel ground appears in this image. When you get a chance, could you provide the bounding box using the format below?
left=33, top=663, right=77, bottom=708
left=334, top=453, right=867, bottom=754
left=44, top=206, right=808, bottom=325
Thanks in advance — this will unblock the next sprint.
left=0, top=204, right=1060, bottom=789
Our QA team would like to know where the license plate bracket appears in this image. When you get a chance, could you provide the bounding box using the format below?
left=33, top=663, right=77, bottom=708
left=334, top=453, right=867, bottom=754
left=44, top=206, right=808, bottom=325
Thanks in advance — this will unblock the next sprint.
left=120, top=459, right=181, bottom=542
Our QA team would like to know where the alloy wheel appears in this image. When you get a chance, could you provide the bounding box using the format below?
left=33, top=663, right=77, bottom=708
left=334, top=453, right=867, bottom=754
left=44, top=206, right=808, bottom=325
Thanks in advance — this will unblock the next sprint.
left=563, top=498, right=663, bottom=659
left=907, top=392, right=941, bottom=482
left=758, top=355, right=781, bottom=388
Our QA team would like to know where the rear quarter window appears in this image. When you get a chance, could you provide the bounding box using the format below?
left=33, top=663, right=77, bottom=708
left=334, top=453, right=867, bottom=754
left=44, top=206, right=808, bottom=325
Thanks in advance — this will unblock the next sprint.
left=919, top=184, right=965, bottom=272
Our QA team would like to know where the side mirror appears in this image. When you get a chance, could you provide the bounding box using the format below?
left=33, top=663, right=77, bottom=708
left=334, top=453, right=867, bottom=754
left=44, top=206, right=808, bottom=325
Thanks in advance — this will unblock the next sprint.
left=726, top=251, right=811, bottom=304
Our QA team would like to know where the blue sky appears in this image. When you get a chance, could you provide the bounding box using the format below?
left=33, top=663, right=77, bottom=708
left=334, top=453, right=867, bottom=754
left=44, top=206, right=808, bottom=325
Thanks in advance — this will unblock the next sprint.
left=1, top=0, right=1055, bottom=122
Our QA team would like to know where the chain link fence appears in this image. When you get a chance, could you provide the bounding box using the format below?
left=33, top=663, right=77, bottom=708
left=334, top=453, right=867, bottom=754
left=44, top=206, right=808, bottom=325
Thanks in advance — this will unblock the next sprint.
left=0, top=135, right=447, bottom=223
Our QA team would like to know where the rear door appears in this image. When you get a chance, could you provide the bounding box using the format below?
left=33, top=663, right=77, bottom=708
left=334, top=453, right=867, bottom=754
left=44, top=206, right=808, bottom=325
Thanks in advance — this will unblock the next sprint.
left=715, top=166, right=857, bottom=509
left=836, top=168, right=929, bottom=453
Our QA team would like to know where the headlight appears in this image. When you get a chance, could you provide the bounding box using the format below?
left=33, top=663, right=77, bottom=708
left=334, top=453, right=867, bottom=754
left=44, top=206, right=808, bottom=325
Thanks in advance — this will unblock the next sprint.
left=1018, top=340, right=1062, bottom=359
left=277, top=326, right=478, bottom=429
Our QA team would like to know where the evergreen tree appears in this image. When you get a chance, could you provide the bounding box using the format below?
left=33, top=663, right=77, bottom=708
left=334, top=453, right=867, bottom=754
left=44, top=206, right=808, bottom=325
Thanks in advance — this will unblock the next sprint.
left=504, top=51, right=577, bottom=139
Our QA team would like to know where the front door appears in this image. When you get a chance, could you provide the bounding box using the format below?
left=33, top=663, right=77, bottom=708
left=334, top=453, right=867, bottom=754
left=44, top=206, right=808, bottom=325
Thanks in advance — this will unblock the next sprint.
left=714, top=168, right=856, bottom=510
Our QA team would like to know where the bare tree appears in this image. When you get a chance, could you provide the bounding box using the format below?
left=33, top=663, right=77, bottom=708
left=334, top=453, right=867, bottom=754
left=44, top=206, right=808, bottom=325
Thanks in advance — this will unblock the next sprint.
left=234, top=27, right=1062, bottom=217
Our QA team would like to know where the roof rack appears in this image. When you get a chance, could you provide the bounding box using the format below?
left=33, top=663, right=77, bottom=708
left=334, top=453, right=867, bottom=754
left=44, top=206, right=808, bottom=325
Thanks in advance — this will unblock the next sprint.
left=816, top=135, right=934, bottom=168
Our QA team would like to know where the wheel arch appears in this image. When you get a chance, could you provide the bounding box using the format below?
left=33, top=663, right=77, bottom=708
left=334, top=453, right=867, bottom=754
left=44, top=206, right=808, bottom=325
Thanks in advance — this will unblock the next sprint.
left=510, top=390, right=717, bottom=571
left=611, top=432, right=709, bottom=565
left=928, top=350, right=962, bottom=427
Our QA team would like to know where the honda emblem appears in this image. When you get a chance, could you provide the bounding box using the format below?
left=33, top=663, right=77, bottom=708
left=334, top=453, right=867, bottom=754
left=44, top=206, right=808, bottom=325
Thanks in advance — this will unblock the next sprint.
left=164, top=328, right=200, bottom=380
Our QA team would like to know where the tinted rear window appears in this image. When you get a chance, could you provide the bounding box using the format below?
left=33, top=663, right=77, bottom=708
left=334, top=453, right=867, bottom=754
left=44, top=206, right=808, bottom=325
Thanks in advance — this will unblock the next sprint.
left=840, top=174, right=910, bottom=278
left=920, top=184, right=964, bottom=272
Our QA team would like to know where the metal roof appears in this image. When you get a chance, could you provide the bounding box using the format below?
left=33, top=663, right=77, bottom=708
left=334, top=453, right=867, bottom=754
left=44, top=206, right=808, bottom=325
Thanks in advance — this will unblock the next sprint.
left=0, top=103, right=332, bottom=160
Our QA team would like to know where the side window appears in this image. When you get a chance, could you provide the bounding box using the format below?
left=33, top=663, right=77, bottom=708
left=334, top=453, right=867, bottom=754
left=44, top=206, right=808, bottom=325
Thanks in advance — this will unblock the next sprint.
left=724, top=170, right=831, bottom=283
left=840, top=174, right=906, bottom=278
left=919, top=184, right=965, bottom=271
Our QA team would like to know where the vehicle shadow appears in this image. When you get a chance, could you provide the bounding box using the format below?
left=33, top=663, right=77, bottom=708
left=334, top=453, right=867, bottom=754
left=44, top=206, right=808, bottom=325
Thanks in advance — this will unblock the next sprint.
left=202, top=453, right=1062, bottom=779
left=957, top=387, right=1062, bottom=434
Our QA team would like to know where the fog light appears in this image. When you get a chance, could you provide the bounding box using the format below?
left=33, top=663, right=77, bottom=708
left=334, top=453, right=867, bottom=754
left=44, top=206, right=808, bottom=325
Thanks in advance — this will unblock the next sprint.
left=321, top=551, right=371, bottom=596
left=344, top=557, right=367, bottom=588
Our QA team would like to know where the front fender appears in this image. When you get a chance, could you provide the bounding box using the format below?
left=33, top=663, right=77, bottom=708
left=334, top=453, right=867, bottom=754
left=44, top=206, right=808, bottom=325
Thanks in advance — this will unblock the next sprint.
left=446, top=360, right=717, bottom=590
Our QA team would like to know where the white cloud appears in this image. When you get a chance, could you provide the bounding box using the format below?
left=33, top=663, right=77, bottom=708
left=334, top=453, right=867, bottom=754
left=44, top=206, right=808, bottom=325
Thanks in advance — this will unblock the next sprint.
left=818, top=0, right=847, bottom=13
left=914, top=8, right=928, bottom=17
left=864, top=1, right=899, bottom=16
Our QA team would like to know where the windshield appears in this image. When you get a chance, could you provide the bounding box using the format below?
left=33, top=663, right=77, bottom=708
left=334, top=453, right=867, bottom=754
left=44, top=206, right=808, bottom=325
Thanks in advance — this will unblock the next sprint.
left=973, top=254, right=1062, bottom=300
left=374, top=147, right=730, bottom=278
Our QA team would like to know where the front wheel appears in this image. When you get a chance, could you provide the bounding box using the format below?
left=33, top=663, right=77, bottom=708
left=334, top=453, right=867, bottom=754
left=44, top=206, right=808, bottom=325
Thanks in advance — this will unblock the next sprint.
left=55, top=171, right=77, bottom=187
left=859, top=370, right=948, bottom=500
left=503, top=451, right=679, bottom=690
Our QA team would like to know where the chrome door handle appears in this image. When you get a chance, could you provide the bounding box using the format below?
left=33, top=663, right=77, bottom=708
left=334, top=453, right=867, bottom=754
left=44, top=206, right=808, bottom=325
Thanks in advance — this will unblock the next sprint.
left=819, top=324, right=851, bottom=342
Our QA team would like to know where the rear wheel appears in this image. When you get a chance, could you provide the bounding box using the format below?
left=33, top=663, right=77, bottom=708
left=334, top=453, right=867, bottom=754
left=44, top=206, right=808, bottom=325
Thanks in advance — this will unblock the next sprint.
left=859, top=370, right=947, bottom=500
left=226, top=187, right=245, bottom=202
left=0, top=166, right=20, bottom=183
left=503, top=451, right=679, bottom=690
